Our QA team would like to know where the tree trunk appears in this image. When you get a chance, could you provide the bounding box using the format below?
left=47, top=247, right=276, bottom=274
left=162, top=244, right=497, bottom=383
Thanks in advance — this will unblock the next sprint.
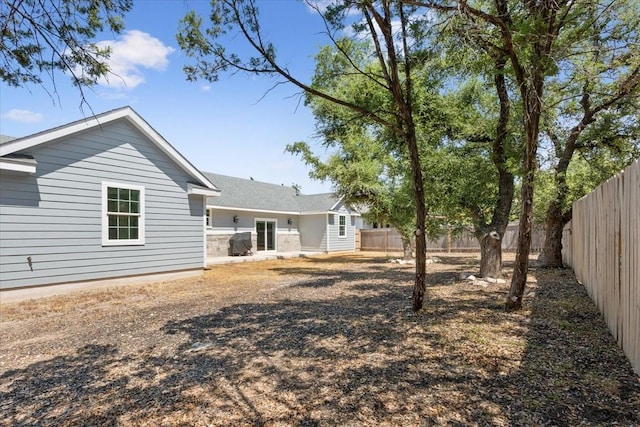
left=506, top=177, right=534, bottom=310
left=506, top=86, right=541, bottom=311
left=401, top=114, right=426, bottom=311
left=539, top=112, right=582, bottom=267
left=539, top=201, right=571, bottom=268
left=402, top=235, right=413, bottom=259
left=479, top=232, right=502, bottom=278
left=409, top=131, right=427, bottom=311
left=476, top=52, right=514, bottom=281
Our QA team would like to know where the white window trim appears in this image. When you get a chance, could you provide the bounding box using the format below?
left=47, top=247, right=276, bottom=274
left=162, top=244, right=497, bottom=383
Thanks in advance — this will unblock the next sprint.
left=206, top=208, right=213, bottom=229
left=102, top=181, right=145, bottom=246
left=338, top=214, right=347, bottom=238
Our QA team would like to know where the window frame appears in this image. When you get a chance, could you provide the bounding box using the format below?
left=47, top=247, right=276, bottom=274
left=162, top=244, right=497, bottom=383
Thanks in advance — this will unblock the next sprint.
left=255, top=217, right=277, bottom=252
left=101, top=181, right=145, bottom=246
left=206, top=208, right=213, bottom=228
left=338, top=214, right=347, bottom=238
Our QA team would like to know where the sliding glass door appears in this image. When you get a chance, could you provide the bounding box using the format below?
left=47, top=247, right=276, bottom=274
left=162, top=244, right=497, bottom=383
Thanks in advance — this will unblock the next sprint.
left=256, top=220, right=276, bottom=251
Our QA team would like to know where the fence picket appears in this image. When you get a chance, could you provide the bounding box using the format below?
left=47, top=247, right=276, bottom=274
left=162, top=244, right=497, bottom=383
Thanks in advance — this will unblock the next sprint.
left=359, top=223, right=544, bottom=253
left=563, top=159, right=639, bottom=375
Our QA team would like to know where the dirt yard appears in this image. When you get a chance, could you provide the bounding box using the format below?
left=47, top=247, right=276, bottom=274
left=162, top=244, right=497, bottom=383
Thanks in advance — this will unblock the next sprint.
left=0, top=252, right=638, bottom=426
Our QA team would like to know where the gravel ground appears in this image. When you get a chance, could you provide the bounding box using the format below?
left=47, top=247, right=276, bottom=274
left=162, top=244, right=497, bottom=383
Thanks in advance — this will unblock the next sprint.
left=0, top=252, right=638, bottom=426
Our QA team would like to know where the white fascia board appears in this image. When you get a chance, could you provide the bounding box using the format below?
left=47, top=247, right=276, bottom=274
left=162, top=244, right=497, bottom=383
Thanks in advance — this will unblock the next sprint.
left=0, top=108, right=132, bottom=156
left=207, top=205, right=300, bottom=216
left=328, top=196, right=360, bottom=216
left=188, top=183, right=221, bottom=197
left=0, top=106, right=219, bottom=193
left=123, top=110, right=218, bottom=192
left=300, top=211, right=333, bottom=216
left=329, top=195, right=344, bottom=211
left=0, top=158, right=37, bottom=174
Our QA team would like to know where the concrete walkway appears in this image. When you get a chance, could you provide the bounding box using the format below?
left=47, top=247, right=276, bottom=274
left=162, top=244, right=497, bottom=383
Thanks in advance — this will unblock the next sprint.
left=207, top=251, right=324, bottom=266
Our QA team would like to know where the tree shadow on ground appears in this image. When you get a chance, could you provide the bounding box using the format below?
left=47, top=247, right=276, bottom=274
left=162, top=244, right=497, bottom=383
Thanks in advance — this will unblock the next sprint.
left=298, top=253, right=396, bottom=264
left=1, top=256, right=638, bottom=425
left=487, top=267, right=640, bottom=425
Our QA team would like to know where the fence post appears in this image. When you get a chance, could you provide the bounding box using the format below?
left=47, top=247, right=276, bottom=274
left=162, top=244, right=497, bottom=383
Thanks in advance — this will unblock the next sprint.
left=385, top=229, right=389, bottom=252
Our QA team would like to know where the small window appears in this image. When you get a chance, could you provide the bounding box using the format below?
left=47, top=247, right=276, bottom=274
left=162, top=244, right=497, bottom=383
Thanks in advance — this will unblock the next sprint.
left=206, top=209, right=213, bottom=228
left=339, top=215, right=346, bottom=237
left=102, top=182, right=144, bottom=246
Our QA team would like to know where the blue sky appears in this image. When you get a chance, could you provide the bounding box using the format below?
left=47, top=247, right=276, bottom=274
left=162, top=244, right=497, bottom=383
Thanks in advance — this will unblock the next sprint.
left=0, top=0, right=337, bottom=194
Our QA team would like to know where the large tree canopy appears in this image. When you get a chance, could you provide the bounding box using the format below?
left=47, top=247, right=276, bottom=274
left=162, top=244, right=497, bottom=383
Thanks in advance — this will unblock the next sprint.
left=294, top=40, right=523, bottom=278
left=179, top=0, right=438, bottom=310
left=287, top=39, right=451, bottom=259
left=1, top=0, right=132, bottom=98
left=415, top=0, right=639, bottom=309
left=535, top=0, right=640, bottom=267
left=177, top=0, right=638, bottom=311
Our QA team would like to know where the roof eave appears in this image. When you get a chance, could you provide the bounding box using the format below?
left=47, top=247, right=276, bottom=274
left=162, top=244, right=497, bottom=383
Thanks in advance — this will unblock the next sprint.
left=188, top=183, right=221, bottom=197
left=0, top=107, right=219, bottom=192
left=329, top=195, right=344, bottom=211
left=207, top=205, right=301, bottom=216
left=0, top=157, right=37, bottom=174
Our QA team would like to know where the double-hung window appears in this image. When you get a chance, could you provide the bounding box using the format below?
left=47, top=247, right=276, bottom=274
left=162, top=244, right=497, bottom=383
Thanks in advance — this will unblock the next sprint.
left=338, top=215, right=346, bottom=238
left=102, top=182, right=145, bottom=246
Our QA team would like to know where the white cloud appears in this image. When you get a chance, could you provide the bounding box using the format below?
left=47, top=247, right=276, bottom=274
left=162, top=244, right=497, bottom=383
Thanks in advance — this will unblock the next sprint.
left=96, top=30, right=175, bottom=90
left=305, top=0, right=360, bottom=16
left=2, top=109, right=43, bottom=123
left=200, top=85, right=211, bottom=92
left=305, top=0, right=333, bottom=14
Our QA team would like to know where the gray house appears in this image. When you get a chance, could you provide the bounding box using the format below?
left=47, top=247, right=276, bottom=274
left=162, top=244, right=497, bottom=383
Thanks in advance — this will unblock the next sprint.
left=203, top=173, right=358, bottom=257
left=0, top=107, right=220, bottom=290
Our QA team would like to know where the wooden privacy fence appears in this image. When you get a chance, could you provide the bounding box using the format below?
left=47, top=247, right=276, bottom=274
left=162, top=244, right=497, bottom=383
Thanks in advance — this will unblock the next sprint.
left=358, top=223, right=544, bottom=252
left=562, top=159, right=639, bottom=375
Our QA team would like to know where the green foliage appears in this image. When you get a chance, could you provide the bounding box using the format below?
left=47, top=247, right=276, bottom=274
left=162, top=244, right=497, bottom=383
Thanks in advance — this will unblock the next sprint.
left=178, top=1, right=280, bottom=84
left=292, top=37, right=463, bottom=242
left=534, top=144, right=639, bottom=224
left=290, top=32, right=520, bottom=241
left=177, top=0, right=443, bottom=309
left=0, top=0, right=132, bottom=88
left=534, top=0, right=640, bottom=225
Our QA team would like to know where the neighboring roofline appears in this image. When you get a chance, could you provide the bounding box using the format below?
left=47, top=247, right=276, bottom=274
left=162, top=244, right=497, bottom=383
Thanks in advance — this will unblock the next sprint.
left=0, top=106, right=219, bottom=192
left=0, top=135, right=17, bottom=144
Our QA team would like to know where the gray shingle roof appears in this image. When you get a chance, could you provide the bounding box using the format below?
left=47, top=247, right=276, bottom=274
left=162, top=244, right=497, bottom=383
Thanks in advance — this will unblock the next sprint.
left=0, top=135, right=17, bottom=144
left=204, top=172, right=342, bottom=214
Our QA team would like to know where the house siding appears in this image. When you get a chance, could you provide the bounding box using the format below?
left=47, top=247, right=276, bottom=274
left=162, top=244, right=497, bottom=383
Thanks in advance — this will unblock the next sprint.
left=0, top=120, right=205, bottom=290
left=327, top=204, right=356, bottom=252
left=299, top=214, right=327, bottom=252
